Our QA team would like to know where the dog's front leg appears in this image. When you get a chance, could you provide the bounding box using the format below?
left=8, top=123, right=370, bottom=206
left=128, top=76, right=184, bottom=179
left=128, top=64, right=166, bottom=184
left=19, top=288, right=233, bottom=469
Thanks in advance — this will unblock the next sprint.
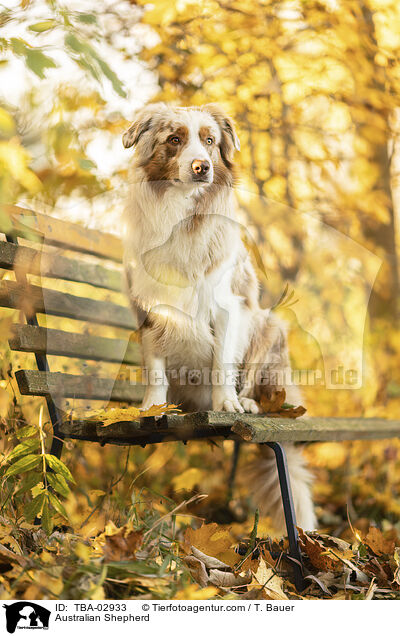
left=140, top=328, right=169, bottom=411
left=211, top=298, right=244, bottom=413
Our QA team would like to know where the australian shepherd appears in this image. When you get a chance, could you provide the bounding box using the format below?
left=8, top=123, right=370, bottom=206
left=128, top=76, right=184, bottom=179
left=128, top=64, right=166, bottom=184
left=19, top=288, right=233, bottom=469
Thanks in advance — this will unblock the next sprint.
left=122, top=102, right=316, bottom=532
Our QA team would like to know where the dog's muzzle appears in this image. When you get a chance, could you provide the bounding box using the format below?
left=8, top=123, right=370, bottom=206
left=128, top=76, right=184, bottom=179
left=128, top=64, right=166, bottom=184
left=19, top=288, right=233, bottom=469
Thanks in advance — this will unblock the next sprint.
left=191, top=159, right=211, bottom=181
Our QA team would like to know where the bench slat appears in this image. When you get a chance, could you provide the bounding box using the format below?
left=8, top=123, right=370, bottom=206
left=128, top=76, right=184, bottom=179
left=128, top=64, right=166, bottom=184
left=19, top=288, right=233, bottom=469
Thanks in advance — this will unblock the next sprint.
left=60, top=412, right=400, bottom=446
left=15, top=369, right=144, bottom=403
left=9, top=325, right=141, bottom=365
left=0, top=242, right=122, bottom=292
left=0, top=280, right=136, bottom=330
left=1, top=205, right=122, bottom=262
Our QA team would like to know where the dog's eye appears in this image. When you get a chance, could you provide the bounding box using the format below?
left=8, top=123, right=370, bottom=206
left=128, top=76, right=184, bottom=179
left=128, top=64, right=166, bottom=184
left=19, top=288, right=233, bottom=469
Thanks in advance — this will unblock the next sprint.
left=168, top=136, right=180, bottom=144
left=206, top=137, right=214, bottom=145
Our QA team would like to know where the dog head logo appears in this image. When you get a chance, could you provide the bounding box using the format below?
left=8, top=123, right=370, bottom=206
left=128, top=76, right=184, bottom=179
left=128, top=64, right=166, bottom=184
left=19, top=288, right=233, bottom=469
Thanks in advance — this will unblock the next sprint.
left=3, top=602, right=50, bottom=633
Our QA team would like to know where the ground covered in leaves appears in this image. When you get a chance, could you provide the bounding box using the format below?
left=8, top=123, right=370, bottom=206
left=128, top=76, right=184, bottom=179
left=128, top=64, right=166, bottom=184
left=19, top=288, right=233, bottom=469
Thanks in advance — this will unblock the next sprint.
left=2, top=414, right=400, bottom=600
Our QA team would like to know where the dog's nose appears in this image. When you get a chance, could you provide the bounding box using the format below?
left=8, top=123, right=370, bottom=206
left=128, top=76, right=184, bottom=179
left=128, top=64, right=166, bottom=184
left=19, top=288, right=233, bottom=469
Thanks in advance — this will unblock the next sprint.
left=191, top=159, right=210, bottom=176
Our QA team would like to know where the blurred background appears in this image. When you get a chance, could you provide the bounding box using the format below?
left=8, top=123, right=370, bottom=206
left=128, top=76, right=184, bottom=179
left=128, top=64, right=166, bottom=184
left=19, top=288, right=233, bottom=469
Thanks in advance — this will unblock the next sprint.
left=2, top=0, right=400, bottom=415
left=1, top=0, right=400, bottom=599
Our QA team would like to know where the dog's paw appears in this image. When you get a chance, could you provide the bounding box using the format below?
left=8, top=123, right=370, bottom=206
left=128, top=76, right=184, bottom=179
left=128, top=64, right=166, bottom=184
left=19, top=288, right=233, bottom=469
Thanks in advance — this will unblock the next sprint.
left=140, top=393, right=168, bottom=420
left=239, top=397, right=261, bottom=414
left=221, top=398, right=245, bottom=413
left=212, top=391, right=244, bottom=413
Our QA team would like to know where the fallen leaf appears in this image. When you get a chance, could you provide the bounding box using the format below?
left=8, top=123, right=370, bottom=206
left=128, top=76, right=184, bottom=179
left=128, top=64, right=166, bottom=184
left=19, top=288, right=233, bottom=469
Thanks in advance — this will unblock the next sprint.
left=209, top=568, right=252, bottom=587
left=183, top=523, right=233, bottom=559
left=85, top=403, right=180, bottom=427
left=190, top=546, right=230, bottom=570
left=364, top=526, right=395, bottom=557
left=253, top=558, right=288, bottom=600
left=102, top=525, right=144, bottom=562
left=298, top=529, right=342, bottom=572
left=259, top=389, right=306, bottom=418
left=174, top=584, right=219, bottom=600
left=392, top=548, right=400, bottom=586
left=184, top=555, right=209, bottom=587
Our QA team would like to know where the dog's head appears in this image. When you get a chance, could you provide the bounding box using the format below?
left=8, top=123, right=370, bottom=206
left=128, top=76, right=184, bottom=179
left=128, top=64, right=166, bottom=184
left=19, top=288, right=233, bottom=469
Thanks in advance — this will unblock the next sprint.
left=122, top=103, right=240, bottom=190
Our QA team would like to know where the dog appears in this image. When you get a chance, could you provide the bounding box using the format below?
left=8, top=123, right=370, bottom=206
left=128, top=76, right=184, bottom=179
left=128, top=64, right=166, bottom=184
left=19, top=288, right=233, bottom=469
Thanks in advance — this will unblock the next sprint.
left=122, top=102, right=316, bottom=533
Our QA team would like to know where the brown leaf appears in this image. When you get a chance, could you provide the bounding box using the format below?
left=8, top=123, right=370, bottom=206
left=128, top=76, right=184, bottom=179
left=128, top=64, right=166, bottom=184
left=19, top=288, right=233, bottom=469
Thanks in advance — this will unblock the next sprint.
left=259, top=389, right=306, bottom=418
left=298, top=529, right=342, bottom=572
left=362, top=557, right=391, bottom=586
left=364, top=526, right=395, bottom=557
left=209, top=568, right=252, bottom=587
left=271, top=406, right=307, bottom=418
left=260, top=389, right=286, bottom=413
left=103, top=526, right=144, bottom=562
left=184, top=555, right=209, bottom=587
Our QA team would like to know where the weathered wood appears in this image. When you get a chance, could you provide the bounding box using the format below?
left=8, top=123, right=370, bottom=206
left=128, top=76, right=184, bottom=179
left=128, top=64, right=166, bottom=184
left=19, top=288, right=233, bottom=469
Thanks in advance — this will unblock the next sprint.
left=0, top=241, right=122, bottom=292
left=229, top=415, right=400, bottom=442
left=0, top=280, right=136, bottom=329
left=15, top=369, right=145, bottom=403
left=9, top=325, right=141, bottom=365
left=1, top=205, right=123, bottom=262
left=60, top=412, right=400, bottom=446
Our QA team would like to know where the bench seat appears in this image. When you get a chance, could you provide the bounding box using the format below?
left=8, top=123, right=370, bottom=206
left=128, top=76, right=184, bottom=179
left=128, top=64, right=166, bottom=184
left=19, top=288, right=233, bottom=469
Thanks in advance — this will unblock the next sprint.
left=61, top=413, right=400, bottom=446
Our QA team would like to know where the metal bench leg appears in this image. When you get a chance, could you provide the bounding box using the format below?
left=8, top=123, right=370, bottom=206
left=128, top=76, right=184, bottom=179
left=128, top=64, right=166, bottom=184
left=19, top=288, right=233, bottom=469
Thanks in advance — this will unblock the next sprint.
left=47, top=399, right=64, bottom=459
left=265, top=442, right=306, bottom=592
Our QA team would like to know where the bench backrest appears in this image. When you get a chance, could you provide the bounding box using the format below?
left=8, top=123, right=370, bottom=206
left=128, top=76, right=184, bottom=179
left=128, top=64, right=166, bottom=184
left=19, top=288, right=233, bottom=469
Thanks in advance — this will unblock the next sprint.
left=0, top=205, right=144, bottom=418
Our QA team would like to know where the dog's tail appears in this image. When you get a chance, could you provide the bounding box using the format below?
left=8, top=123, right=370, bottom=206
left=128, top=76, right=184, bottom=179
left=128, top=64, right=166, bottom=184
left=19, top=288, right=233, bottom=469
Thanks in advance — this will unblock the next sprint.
left=243, top=443, right=316, bottom=534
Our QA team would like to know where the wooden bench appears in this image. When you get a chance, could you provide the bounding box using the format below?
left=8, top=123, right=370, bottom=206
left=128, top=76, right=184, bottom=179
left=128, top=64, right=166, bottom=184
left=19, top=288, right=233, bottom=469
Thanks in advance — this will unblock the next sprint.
left=2, top=204, right=400, bottom=592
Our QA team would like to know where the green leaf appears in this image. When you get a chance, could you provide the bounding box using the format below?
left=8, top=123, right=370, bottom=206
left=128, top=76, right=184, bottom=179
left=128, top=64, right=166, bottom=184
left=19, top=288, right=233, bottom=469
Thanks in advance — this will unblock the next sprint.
left=10, top=39, right=57, bottom=79
left=75, top=56, right=100, bottom=81
left=16, top=425, right=37, bottom=440
left=64, top=33, right=126, bottom=97
left=28, top=20, right=57, bottom=33
left=64, top=33, right=85, bottom=54
left=25, top=49, right=57, bottom=79
left=47, top=472, right=70, bottom=497
left=96, top=57, right=127, bottom=97
left=78, top=158, right=96, bottom=171
left=76, top=13, right=97, bottom=24
left=5, top=453, right=41, bottom=477
left=24, top=492, right=46, bottom=521
left=15, top=471, right=42, bottom=496
left=45, top=454, right=75, bottom=483
left=41, top=499, right=53, bottom=535
left=48, top=491, right=68, bottom=519
left=7, top=438, right=40, bottom=463
left=10, top=37, right=27, bottom=56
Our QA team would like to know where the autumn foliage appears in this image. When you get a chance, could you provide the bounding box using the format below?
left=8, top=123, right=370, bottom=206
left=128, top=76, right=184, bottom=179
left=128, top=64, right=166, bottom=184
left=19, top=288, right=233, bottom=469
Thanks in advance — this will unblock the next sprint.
left=1, top=0, right=400, bottom=600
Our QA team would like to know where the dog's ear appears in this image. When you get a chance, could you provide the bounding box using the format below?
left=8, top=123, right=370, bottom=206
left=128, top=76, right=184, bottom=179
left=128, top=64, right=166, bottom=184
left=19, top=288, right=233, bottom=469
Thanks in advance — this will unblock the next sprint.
left=123, top=108, right=153, bottom=149
left=202, top=104, right=240, bottom=164
left=123, top=103, right=166, bottom=149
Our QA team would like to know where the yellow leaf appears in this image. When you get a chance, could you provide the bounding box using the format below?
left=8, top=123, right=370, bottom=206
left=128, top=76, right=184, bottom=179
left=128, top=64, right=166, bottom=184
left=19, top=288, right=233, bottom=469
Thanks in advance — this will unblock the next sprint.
left=0, top=108, right=16, bottom=136
left=172, top=468, right=205, bottom=491
left=174, top=584, right=218, bottom=600
left=183, top=523, right=241, bottom=568
left=75, top=541, right=92, bottom=564
left=0, top=387, right=10, bottom=418
left=0, top=140, right=42, bottom=193
left=253, top=559, right=288, bottom=600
